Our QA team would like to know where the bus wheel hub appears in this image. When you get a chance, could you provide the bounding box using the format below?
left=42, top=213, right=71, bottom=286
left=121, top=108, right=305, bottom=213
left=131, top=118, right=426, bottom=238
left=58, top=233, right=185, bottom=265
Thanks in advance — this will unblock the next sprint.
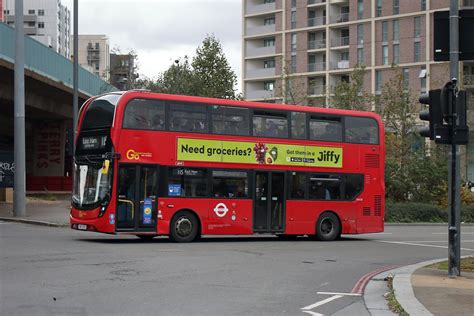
left=176, top=217, right=192, bottom=236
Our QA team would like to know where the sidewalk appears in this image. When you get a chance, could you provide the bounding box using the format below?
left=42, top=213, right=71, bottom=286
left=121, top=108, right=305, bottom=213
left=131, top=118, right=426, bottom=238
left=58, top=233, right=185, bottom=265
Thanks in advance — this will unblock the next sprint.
left=1, top=202, right=473, bottom=315
left=0, top=196, right=70, bottom=227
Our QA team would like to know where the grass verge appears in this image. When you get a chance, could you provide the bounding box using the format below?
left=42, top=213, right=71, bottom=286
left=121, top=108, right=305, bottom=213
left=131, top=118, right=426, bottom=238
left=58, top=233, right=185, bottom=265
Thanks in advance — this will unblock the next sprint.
left=427, top=257, right=474, bottom=273
left=385, top=275, right=409, bottom=316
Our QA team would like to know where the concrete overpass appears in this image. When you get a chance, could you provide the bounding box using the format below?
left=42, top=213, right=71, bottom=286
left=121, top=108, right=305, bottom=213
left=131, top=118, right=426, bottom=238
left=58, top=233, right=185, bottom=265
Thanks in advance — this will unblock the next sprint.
left=0, top=22, right=117, bottom=193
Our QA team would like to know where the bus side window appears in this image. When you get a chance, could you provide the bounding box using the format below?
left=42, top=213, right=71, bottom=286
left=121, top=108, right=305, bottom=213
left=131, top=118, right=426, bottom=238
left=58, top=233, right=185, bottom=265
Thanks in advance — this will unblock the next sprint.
left=345, top=117, right=379, bottom=144
left=309, top=117, right=342, bottom=142
left=123, top=99, right=165, bottom=130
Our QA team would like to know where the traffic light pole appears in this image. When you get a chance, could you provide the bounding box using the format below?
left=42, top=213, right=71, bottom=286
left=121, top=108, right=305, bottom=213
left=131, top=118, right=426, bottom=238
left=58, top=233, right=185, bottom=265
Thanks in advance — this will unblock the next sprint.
left=448, top=0, right=461, bottom=277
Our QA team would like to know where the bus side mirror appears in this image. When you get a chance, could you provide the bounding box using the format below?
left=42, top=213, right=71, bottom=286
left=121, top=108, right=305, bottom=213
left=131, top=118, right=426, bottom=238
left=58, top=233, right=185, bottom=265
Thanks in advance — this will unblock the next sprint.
left=102, top=160, right=110, bottom=174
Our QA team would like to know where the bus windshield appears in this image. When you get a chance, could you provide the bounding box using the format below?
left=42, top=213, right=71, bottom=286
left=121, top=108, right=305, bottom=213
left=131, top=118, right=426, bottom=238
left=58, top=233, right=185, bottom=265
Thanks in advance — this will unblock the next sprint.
left=72, top=162, right=112, bottom=208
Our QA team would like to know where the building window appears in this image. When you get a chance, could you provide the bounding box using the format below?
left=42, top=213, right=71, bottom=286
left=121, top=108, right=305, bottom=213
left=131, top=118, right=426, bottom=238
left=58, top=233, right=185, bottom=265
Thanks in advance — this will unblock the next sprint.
left=291, top=0, right=296, bottom=7
left=28, top=9, right=35, bottom=15
left=264, top=59, right=275, bottom=68
left=358, top=0, right=364, bottom=19
left=95, top=43, right=99, bottom=49
left=382, top=45, right=388, bottom=65
left=357, top=24, right=364, bottom=44
left=38, top=9, right=45, bottom=16
left=382, top=21, right=388, bottom=42
left=264, top=38, right=275, bottom=47
left=27, top=21, right=35, bottom=27
left=291, top=55, right=297, bottom=73
left=291, top=11, right=296, bottom=28
left=4, top=10, right=10, bottom=15
left=376, top=0, right=382, bottom=17
left=357, top=48, right=364, bottom=65
left=375, top=70, right=382, bottom=93
left=393, top=44, right=399, bottom=64
left=264, top=17, right=275, bottom=25
left=420, top=66, right=426, bottom=91
left=264, top=81, right=275, bottom=91
left=341, top=51, right=349, bottom=62
left=414, top=42, right=421, bottom=62
left=291, top=33, right=297, bottom=52
left=421, top=0, right=426, bottom=10
left=393, top=0, right=399, bottom=15
left=38, top=22, right=45, bottom=28
left=393, top=20, right=399, bottom=41
left=414, top=17, right=421, bottom=38
left=403, top=68, right=409, bottom=90
left=264, top=0, right=275, bottom=3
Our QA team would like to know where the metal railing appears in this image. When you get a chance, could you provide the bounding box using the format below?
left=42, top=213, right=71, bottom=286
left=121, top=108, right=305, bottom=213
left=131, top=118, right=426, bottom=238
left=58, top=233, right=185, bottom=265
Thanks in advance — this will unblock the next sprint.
left=331, top=12, right=349, bottom=24
left=308, top=85, right=326, bottom=95
left=331, top=36, right=349, bottom=47
left=308, top=39, right=326, bottom=50
left=308, top=62, right=326, bottom=72
left=308, top=16, right=326, bottom=27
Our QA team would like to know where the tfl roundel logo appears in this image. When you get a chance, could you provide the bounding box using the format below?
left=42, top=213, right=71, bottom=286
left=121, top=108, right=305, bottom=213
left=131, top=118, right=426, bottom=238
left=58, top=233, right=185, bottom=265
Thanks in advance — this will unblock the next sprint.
left=213, top=203, right=229, bottom=218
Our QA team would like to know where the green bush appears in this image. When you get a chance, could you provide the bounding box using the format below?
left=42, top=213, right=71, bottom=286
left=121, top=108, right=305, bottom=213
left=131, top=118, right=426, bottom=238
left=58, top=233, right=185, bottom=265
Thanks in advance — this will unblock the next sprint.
left=385, top=202, right=474, bottom=223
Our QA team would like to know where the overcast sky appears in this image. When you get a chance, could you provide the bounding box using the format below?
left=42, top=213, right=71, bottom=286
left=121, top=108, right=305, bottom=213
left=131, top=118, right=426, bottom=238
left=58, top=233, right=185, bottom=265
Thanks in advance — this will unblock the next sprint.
left=63, top=0, right=242, bottom=89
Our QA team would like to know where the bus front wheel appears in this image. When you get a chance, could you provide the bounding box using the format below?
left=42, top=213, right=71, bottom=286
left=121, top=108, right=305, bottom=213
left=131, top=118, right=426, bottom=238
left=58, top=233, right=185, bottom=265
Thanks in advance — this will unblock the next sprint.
left=170, top=211, right=199, bottom=243
left=315, top=212, right=341, bottom=241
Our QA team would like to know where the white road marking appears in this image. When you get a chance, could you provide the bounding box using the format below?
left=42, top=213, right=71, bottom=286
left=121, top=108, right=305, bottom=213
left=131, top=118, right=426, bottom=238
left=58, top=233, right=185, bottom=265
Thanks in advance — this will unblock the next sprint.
left=302, top=311, right=323, bottom=316
left=377, top=240, right=474, bottom=251
left=316, top=292, right=361, bottom=296
left=301, top=295, right=343, bottom=311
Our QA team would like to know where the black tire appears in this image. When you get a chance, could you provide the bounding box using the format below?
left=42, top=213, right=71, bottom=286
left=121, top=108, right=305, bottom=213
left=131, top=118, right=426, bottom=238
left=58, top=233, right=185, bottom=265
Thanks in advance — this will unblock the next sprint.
left=169, top=211, right=199, bottom=243
left=137, top=235, right=156, bottom=242
left=315, top=212, right=341, bottom=241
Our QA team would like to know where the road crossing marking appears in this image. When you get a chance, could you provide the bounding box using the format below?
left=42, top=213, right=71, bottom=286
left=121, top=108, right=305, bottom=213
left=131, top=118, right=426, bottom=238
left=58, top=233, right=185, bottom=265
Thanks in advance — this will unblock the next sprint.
left=302, top=311, right=323, bottom=316
left=301, top=295, right=343, bottom=311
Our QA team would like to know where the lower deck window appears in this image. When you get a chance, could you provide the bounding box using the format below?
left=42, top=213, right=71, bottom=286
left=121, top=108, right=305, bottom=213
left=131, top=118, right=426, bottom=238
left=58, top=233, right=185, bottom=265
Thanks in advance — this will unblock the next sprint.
left=212, top=170, right=249, bottom=198
left=168, top=168, right=207, bottom=197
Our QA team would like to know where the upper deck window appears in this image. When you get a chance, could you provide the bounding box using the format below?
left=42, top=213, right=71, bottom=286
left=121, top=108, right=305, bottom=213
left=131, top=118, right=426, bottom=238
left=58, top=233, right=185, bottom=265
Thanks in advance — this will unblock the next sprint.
left=309, top=116, right=342, bottom=142
left=253, top=112, right=288, bottom=138
left=169, top=102, right=208, bottom=133
left=82, top=94, right=120, bottom=130
left=211, top=105, right=250, bottom=136
left=123, top=99, right=165, bottom=130
left=345, top=116, right=379, bottom=144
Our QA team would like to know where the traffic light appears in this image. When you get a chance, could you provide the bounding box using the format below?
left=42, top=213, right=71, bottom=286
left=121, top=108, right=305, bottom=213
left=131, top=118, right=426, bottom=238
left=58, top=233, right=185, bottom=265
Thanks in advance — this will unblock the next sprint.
left=419, top=89, right=442, bottom=140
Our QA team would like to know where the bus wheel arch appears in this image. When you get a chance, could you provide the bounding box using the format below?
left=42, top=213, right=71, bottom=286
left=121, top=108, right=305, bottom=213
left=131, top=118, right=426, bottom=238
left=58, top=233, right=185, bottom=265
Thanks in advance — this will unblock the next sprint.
left=315, top=211, right=341, bottom=241
left=169, top=209, right=201, bottom=243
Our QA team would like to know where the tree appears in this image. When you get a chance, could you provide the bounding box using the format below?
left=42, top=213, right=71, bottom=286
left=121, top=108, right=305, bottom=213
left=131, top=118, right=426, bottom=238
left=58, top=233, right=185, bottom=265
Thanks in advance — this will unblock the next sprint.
left=331, top=66, right=372, bottom=110
left=377, top=67, right=448, bottom=202
left=156, top=56, right=195, bottom=95
left=191, top=35, right=238, bottom=99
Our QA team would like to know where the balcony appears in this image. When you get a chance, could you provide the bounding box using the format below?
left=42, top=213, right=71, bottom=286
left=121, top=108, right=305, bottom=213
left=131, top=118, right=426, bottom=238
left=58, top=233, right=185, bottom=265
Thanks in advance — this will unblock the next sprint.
left=246, top=24, right=276, bottom=36
left=246, top=67, right=276, bottom=79
left=330, top=60, right=350, bottom=70
left=246, top=89, right=275, bottom=100
left=330, top=0, right=349, bottom=4
left=246, top=45, right=276, bottom=58
left=308, top=62, right=326, bottom=72
left=24, top=26, right=37, bottom=35
left=308, top=16, right=326, bottom=27
left=331, top=36, right=349, bottom=47
left=308, top=39, right=326, bottom=50
left=246, top=2, right=276, bottom=15
left=330, top=13, right=349, bottom=24
left=308, top=0, right=326, bottom=5
left=308, top=85, right=327, bottom=95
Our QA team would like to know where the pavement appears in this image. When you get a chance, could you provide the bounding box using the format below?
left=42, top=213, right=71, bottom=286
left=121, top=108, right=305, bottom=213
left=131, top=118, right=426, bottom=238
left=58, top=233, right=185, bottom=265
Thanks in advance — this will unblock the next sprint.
left=0, top=196, right=473, bottom=316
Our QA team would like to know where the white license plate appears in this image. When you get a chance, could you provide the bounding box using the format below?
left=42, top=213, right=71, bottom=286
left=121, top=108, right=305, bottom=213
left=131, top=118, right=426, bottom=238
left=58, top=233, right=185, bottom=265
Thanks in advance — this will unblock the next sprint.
left=77, top=224, right=87, bottom=230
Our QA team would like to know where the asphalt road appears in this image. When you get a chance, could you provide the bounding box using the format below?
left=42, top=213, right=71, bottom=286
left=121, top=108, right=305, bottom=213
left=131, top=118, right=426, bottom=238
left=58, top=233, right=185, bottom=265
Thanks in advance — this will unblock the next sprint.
left=1, top=222, right=473, bottom=316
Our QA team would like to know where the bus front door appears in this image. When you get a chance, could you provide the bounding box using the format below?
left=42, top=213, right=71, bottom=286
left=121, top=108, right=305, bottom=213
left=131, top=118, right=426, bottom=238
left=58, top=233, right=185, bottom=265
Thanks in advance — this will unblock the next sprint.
left=116, top=165, right=158, bottom=232
left=254, top=171, right=285, bottom=233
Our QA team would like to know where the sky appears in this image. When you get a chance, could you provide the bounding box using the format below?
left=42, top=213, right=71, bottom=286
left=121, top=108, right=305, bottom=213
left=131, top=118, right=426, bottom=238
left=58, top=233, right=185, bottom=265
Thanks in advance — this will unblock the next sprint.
left=63, top=0, right=242, bottom=89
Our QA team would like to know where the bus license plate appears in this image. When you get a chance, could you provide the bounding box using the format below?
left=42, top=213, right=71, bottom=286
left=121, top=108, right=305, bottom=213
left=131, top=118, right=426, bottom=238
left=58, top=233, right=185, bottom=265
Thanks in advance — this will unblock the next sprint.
left=77, top=224, right=87, bottom=230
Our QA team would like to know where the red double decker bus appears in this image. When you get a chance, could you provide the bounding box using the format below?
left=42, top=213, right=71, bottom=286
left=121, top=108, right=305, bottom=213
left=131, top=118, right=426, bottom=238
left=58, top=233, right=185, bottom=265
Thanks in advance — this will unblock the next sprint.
left=70, top=91, right=385, bottom=242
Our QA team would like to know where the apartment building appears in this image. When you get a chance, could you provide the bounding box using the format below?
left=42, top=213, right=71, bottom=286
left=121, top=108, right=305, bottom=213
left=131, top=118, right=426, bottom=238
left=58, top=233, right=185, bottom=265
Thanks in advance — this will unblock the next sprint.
left=4, top=0, right=71, bottom=58
left=242, top=0, right=474, bottom=180
left=110, top=53, right=138, bottom=91
left=0, top=0, right=4, bottom=22
left=73, top=35, right=110, bottom=81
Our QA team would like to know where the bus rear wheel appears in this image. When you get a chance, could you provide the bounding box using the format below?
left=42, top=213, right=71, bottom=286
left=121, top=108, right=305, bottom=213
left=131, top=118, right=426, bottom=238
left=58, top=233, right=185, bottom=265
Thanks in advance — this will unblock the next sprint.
left=170, top=211, right=199, bottom=243
left=315, top=212, right=341, bottom=241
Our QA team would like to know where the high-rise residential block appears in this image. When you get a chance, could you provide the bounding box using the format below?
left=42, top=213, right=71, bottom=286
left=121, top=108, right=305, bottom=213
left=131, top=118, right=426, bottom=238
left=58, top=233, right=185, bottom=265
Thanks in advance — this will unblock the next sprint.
left=72, top=35, right=110, bottom=81
left=4, top=0, right=71, bottom=58
left=242, top=0, right=474, bottom=180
